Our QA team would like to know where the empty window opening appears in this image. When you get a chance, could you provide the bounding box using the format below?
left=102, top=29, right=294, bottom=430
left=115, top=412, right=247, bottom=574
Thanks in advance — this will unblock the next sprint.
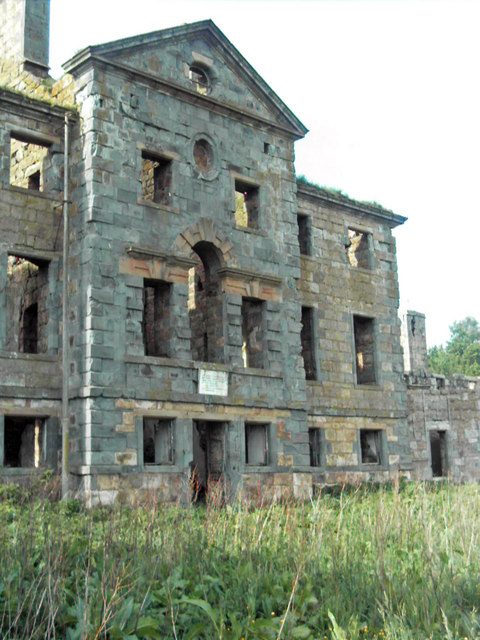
left=309, top=428, right=322, bottom=467
left=436, top=377, right=445, bottom=390
left=28, top=170, right=41, bottom=191
left=141, top=152, right=172, bottom=205
left=6, top=255, right=49, bottom=354
left=360, top=429, right=382, bottom=465
left=241, top=298, right=265, bottom=369
left=189, top=65, right=210, bottom=95
left=245, top=423, right=269, bottom=466
left=346, top=228, right=371, bottom=269
left=142, top=280, right=171, bottom=357
left=430, top=430, right=447, bottom=477
left=4, top=416, right=45, bottom=468
left=143, top=418, right=174, bottom=465
left=301, top=307, right=317, bottom=380
left=297, top=214, right=311, bottom=256
left=263, top=142, right=271, bottom=154
left=353, top=316, right=376, bottom=384
left=188, top=242, right=224, bottom=364
left=192, top=421, right=226, bottom=502
left=235, top=180, right=259, bottom=228
left=10, top=135, right=49, bottom=191
left=22, top=303, right=38, bottom=354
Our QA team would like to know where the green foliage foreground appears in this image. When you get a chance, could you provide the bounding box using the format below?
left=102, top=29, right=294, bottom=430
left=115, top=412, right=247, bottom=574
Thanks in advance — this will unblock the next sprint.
left=0, top=483, right=479, bottom=640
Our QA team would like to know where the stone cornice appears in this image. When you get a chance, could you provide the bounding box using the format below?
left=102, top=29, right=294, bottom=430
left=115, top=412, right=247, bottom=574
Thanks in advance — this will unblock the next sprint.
left=125, top=245, right=197, bottom=269
left=63, top=53, right=305, bottom=139
left=297, top=182, right=407, bottom=228
left=217, top=266, right=282, bottom=287
left=0, top=88, right=77, bottom=119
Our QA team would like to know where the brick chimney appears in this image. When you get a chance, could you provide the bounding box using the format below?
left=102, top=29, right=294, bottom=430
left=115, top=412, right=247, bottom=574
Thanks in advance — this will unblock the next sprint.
left=0, top=0, right=50, bottom=77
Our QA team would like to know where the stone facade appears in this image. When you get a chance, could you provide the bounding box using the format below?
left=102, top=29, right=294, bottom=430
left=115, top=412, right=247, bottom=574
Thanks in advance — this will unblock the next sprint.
left=403, top=311, right=480, bottom=482
left=0, top=2, right=478, bottom=503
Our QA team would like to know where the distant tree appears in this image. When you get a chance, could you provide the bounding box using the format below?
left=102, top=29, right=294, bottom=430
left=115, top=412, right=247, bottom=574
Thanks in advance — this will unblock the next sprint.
left=428, top=317, right=480, bottom=376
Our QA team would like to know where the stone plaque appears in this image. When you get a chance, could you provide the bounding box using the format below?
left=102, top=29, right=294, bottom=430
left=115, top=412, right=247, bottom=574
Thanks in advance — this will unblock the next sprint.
left=198, top=369, right=228, bottom=396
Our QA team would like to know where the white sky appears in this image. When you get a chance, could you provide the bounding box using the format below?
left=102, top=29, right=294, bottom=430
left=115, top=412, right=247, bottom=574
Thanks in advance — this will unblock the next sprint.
left=49, top=0, right=480, bottom=347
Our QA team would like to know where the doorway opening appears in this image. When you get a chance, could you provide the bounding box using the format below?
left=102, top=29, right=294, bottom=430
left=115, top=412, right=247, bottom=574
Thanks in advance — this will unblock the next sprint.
left=191, top=421, right=227, bottom=502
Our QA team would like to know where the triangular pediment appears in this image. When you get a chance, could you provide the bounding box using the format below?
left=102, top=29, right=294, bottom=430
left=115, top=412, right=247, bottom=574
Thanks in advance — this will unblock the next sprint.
left=63, top=21, right=307, bottom=138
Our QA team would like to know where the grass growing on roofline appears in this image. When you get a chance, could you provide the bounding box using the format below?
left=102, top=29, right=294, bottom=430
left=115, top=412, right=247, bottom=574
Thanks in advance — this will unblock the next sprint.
left=0, top=479, right=479, bottom=639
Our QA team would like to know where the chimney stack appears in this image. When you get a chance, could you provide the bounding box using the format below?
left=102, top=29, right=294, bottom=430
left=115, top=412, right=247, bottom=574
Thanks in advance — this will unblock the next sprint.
left=0, top=0, right=50, bottom=77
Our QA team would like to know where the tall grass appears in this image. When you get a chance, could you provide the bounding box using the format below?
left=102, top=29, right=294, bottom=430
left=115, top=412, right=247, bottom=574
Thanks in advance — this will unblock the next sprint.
left=0, top=481, right=479, bottom=639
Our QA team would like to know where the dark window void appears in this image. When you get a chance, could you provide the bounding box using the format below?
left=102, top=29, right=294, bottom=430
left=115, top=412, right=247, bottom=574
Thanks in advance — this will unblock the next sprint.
left=360, top=429, right=382, bottom=465
left=242, top=298, right=265, bottom=369
left=430, top=430, right=447, bottom=477
left=192, top=421, right=226, bottom=502
left=354, top=316, right=376, bottom=384
left=188, top=242, right=224, bottom=363
left=143, top=280, right=171, bottom=357
left=301, top=306, right=317, bottom=380
left=141, top=152, right=172, bottom=205
left=6, top=255, right=49, bottom=354
left=189, top=65, right=210, bottom=95
left=10, top=135, right=49, bottom=191
left=245, top=423, right=269, bottom=465
left=143, top=418, right=173, bottom=465
left=297, top=214, right=311, bottom=256
left=309, top=428, right=322, bottom=467
left=4, top=416, right=44, bottom=468
left=346, top=228, right=371, bottom=269
left=235, top=181, right=259, bottom=228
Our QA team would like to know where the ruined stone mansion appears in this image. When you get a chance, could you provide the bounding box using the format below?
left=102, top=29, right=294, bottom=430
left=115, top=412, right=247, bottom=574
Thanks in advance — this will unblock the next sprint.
left=0, top=0, right=478, bottom=504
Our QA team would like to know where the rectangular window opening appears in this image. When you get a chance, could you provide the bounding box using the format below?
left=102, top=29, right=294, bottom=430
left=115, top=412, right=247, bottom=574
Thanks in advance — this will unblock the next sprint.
left=360, top=429, right=382, bottom=465
left=245, top=423, right=269, bottom=466
left=235, top=180, right=259, bottom=228
left=141, top=152, right=172, bottom=205
left=143, top=418, right=174, bottom=465
left=4, top=416, right=45, bottom=468
left=309, top=428, right=322, bottom=467
left=346, top=228, right=372, bottom=269
left=7, top=255, right=49, bottom=354
left=301, top=306, right=317, bottom=380
left=353, top=315, right=376, bottom=384
left=10, top=134, right=49, bottom=192
left=241, top=297, right=265, bottom=369
left=142, top=279, right=172, bottom=357
left=297, top=214, right=311, bottom=256
left=430, top=430, right=447, bottom=477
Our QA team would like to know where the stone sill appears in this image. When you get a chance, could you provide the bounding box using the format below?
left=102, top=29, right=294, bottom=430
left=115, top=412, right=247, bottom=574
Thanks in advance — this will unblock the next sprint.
left=70, top=465, right=183, bottom=475
left=137, top=198, right=180, bottom=214
left=142, top=464, right=177, bottom=472
left=233, top=224, right=268, bottom=237
left=300, top=254, right=317, bottom=264
left=124, top=354, right=283, bottom=379
left=348, top=265, right=377, bottom=276
left=354, top=383, right=382, bottom=390
left=0, top=350, right=58, bottom=363
left=0, top=466, right=49, bottom=476
left=8, top=185, right=63, bottom=203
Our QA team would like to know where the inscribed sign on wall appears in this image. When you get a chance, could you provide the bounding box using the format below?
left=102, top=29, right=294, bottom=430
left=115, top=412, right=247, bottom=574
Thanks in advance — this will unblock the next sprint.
left=198, top=369, right=228, bottom=396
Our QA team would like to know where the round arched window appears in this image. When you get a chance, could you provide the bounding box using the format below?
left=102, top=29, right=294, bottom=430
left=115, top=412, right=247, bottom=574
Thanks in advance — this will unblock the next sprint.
left=189, top=65, right=210, bottom=95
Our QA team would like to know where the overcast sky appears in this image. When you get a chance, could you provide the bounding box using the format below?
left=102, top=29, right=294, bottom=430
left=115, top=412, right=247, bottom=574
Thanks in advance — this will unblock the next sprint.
left=49, top=0, right=480, bottom=347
